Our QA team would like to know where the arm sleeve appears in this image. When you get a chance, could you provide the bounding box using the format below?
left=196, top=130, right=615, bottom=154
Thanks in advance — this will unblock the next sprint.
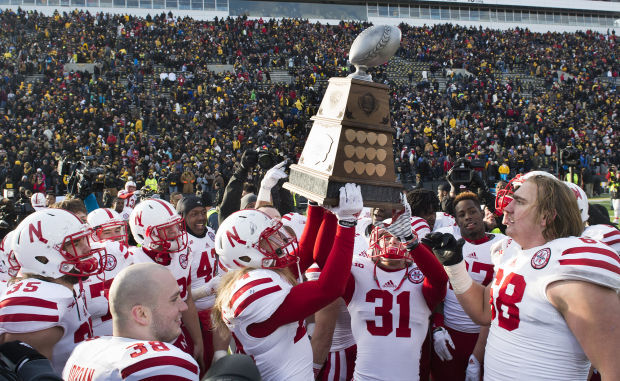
left=313, top=212, right=338, bottom=269
left=247, top=225, right=354, bottom=338
left=218, top=168, right=247, bottom=224
left=413, top=243, right=449, bottom=310
left=293, top=204, right=326, bottom=276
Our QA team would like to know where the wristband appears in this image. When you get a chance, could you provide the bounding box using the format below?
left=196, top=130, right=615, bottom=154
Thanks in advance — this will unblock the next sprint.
left=256, top=185, right=272, bottom=203
left=313, top=362, right=324, bottom=377
left=404, top=235, right=419, bottom=251
left=213, top=350, right=228, bottom=362
left=444, top=261, right=473, bottom=294
left=338, top=220, right=357, bottom=228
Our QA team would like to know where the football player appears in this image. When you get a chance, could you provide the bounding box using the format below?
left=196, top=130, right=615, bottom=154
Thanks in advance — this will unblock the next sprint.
left=0, top=209, right=104, bottom=373
left=211, top=184, right=361, bottom=381
left=83, top=208, right=134, bottom=336
left=176, top=196, right=228, bottom=371
left=63, top=263, right=199, bottom=380
left=335, top=196, right=448, bottom=381
left=304, top=208, right=362, bottom=381
left=425, top=174, right=620, bottom=380
left=128, top=198, right=204, bottom=371
left=117, top=181, right=138, bottom=221
left=429, top=192, right=504, bottom=381
left=406, top=188, right=449, bottom=238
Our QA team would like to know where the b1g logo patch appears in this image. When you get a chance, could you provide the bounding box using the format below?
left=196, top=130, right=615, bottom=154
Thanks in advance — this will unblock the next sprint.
left=179, top=253, right=189, bottom=269
left=531, top=248, right=551, bottom=269
left=408, top=267, right=424, bottom=284
left=102, top=254, right=117, bottom=271
left=208, top=231, right=215, bottom=241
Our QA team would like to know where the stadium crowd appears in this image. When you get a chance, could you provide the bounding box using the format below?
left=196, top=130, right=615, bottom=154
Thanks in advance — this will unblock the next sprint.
left=0, top=7, right=619, bottom=381
left=0, top=9, right=618, bottom=205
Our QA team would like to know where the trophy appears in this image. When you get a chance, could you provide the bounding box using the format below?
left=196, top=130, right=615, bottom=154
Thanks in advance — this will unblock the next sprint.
left=283, top=25, right=403, bottom=209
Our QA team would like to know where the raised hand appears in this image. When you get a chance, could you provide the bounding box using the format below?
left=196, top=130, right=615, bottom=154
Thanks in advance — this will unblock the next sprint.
left=328, top=183, right=363, bottom=224
left=421, top=232, right=465, bottom=266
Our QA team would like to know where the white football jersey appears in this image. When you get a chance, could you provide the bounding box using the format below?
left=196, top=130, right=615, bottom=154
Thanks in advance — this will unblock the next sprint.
left=187, top=228, right=219, bottom=311
left=130, top=246, right=192, bottom=301
left=82, top=240, right=134, bottom=336
left=0, top=279, right=92, bottom=373
left=223, top=269, right=313, bottom=381
left=63, top=336, right=199, bottom=380
left=410, top=216, right=432, bottom=240
left=306, top=264, right=355, bottom=352
left=433, top=212, right=456, bottom=231
left=119, top=193, right=136, bottom=221
left=348, top=256, right=431, bottom=381
left=485, top=236, right=620, bottom=380
left=583, top=224, right=620, bottom=253
left=444, top=232, right=505, bottom=333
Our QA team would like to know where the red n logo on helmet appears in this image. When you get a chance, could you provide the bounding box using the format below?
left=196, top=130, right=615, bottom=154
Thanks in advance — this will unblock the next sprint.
left=28, top=221, right=48, bottom=244
left=135, top=212, right=143, bottom=227
left=226, top=227, right=246, bottom=247
left=571, top=188, right=582, bottom=200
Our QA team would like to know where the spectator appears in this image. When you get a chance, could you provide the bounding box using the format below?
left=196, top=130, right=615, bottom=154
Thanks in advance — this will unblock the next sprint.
left=181, top=167, right=196, bottom=195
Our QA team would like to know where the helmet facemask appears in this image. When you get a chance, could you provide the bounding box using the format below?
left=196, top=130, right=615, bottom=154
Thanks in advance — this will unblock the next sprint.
left=494, top=175, right=525, bottom=216
left=257, top=220, right=298, bottom=268
left=369, top=227, right=412, bottom=261
left=57, top=229, right=106, bottom=278
left=144, top=217, right=188, bottom=254
left=5, top=251, right=20, bottom=277
left=93, top=221, right=128, bottom=244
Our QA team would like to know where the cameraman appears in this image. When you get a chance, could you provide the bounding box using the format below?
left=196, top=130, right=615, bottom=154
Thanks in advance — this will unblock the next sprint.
left=443, top=159, right=495, bottom=216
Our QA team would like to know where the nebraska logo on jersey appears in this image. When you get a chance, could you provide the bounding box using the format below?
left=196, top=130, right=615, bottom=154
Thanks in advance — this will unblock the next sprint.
left=408, top=268, right=424, bottom=284
left=531, top=248, right=551, bottom=269
left=102, top=254, right=117, bottom=271
left=179, top=253, right=188, bottom=269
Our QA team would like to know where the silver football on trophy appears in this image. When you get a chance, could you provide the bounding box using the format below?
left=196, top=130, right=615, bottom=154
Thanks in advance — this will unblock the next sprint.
left=348, top=25, right=402, bottom=81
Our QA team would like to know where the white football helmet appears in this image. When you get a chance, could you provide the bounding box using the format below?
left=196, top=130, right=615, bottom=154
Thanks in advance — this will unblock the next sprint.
left=368, top=221, right=413, bottom=261
left=87, top=208, right=128, bottom=243
left=125, top=181, right=137, bottom=192
left=563, top=181, right=589, bottom=223
left=30, top=192, right=46, bottom=211
left=129, top=199, right=188, bottom=253
left=281, top=212, right=307, bottom=241
left=11, top=209, right=105, bottom=279
left=215, top=209, right=298, bottom=270
left=0, top=230, right=20, bottom=277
